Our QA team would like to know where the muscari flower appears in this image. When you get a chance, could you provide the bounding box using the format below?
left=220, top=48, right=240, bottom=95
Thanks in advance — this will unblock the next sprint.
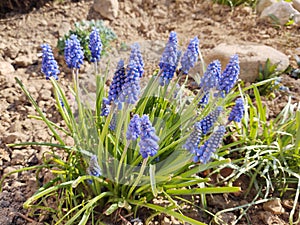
left=159, top=31, right=179, bottom=86
left=87, top=155, right=101, bottom=179
left=180, top=36, right=199, bottom=74
left=193, top=126, right=226, bottom=164
left=89, top=27, right=102, bottom=62
left=183, top=122, right=203, bottom=154
left=126, top=114, right=141, bottom=141
left=129, top=43, right=144, bottom=77
left=41, top=44, right=60, bottom=80
left=199, top=60, right=221, bottom=93
left=119, top=60, right=141, bottom=104
left=228, top=97, right=245, bottom=123
left=199, top=106, right=223, bottom=135
left=216, top=54, right=240, bottom=98
left=139, top=115, right=159, bottom=158
left=64, top=34, right=84, bottom=69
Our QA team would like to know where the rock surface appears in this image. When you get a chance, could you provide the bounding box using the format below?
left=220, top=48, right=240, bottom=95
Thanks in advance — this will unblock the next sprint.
left=263, top=198, right=285, bottom=215
left=93, top=0, right=119, bottom=20
left=260, top=1, right=300, bottom=25
left=205, top=43, right=290, bottom=82
left=256, top=0, right=277, bottom=14
left=0, top=61, right=15, bottom=75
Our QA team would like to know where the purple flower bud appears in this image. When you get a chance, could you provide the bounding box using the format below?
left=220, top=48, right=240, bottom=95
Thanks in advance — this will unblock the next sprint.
left=180, top=36, right=199, bottom=74
left=198, top=92, right=210, bottom=106
left=126, top=114, right=141, bottom=141
left=129, top=43, right=144, bottom=77
left=41, top=44, right=60, bottom=80
left=183, top=122, right=203, bottom=154
left=64, top=34, right=84, bottom=69
left=216, top=54, right=240, bottom=98
left=159, top=31, right=179, bottom=86
left=89, top=27, right=102, bottom=62
left=200, top=60, right=221, bottom=92
left=193, top=126, right=226, bottom=164
left=228, top=98, right=245, bottom=123
left=139, top=115, right=159, bottom=158
left=87, top=155, right=101, bottom=177
left=199, top=106, right=223, bottom=135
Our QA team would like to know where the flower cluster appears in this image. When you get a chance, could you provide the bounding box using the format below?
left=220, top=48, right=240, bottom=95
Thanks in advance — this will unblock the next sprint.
left=41, top=44, right=60, bottom=80
left=126, top=114, right=141, bottom=141
left=125, top=114, right=159, bottom=158
left=199, top=60, right=221, bottom=93
left=159, top=31, right=179, bottom=86
left=216, top=54, right=240, bottom=98
left=193, top=126, right=226, bottom=164
left=139, top=115, right=160, bottom=158
left=89, top=27, right=102, bottom=63
left=182, top=122, right=203, bottom=154
left=64, top=34, right=84, bottom=69
left=228, top=97, right=245, bottom=123
left=180, top=36, right=199, bottom=75
left=199, top=106, right=223, bottom=135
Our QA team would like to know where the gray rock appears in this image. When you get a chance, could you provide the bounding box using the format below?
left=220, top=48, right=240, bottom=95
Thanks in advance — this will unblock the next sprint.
left=256, top=0, right=276, bottom=14
left=292, top=0, right=300, bottom=12
left=205, top=43, right=290, bottom=83
left=260, top=1, right=299, bottom=25
left=93, top=0, right=119, bottom=20
left=0, top=61, right=15, bottom=75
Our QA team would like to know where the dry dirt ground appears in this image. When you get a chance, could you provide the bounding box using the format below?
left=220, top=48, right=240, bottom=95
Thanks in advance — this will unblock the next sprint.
left=0, top=0, right=300, bottom=224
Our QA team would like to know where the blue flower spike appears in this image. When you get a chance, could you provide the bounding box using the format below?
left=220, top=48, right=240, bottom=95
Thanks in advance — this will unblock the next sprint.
left=87, top=155, right=101, bottom=183
left=199, top=106, right=223, bottom=135
left=119, top=60, right=141, bottom=105
left=180, top=36, right=199, bottom=75
left=193, top=126, right=226, bottom=164
left=41, top=44, right=60, bottom=80
left=183, top=122, right=203, bottom=154
left=129, top=43, right=144, bottom=78
left=89, top=27, right=103, bottom=63
left=217, top=54, right=240, bottom=98
left=159, top=31, right=179, bottom=86
left=228, top=97, right=245, bottom=123
left=126, top=114, right=141, bottom=141
left=139, top=115, right=159, bottom=158
left=64, top=34, right=84, bottom=69
left=199, top=60, right=221, bottom=93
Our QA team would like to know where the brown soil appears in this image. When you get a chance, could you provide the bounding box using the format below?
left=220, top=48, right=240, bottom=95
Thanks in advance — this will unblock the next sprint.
left=0, top=0, right=300, bottom=224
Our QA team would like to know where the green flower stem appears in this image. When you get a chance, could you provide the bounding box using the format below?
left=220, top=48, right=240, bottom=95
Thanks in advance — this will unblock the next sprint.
left=116, top=142, right=130, bottom=184
left=127, top=157, right=148, bottom=198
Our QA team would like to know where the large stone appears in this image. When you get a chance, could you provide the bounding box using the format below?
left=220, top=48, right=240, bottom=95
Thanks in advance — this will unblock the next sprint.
left=292, top=0, right=300, bottom=12
left=205, top=43, right=290, bottom=83
left=93, top=0, right=119, bottom=20
left=260, top=1, right=299, bottom=25
left=0, top=61, right=15, bottom=75
left=256, top=0, right=276, bottom=14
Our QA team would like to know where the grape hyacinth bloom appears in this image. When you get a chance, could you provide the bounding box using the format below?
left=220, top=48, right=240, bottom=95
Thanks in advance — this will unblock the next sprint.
left=228, top=98, right=245, bottom=123
left=180, top=36, right=199, bottom=74
left=199, top=60, right=221, bottom=93
left=119, top=60, right=141, bottom=104
left=107, top=60, right=126, bottom=108
left=126, top=114, right=141, bottom=141
left=41, top=44, right=60, bottom=80
left=87, top=155, right=101, bottom=183
left=139, top=115, right=159, bottom=158
left=199, top=106, right=223, bottom=135
left=129, top=43, right=144, bottom=77
left=89, top=27, right=102, bottom=62
left=159, top=31, right=179, bottom=86
left=216, top=54, right=240, bottom=98
left=183, top=122, right=203, bottom=154
left=64, top=34, right=84, bottom=69
left=193, top=126, right=226, bottom=164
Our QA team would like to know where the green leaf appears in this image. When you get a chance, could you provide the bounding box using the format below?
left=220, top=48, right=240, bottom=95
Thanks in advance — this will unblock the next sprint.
left=104, top=203, right=119, bottom=215
left=166, top=186, right=241, bottom=195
